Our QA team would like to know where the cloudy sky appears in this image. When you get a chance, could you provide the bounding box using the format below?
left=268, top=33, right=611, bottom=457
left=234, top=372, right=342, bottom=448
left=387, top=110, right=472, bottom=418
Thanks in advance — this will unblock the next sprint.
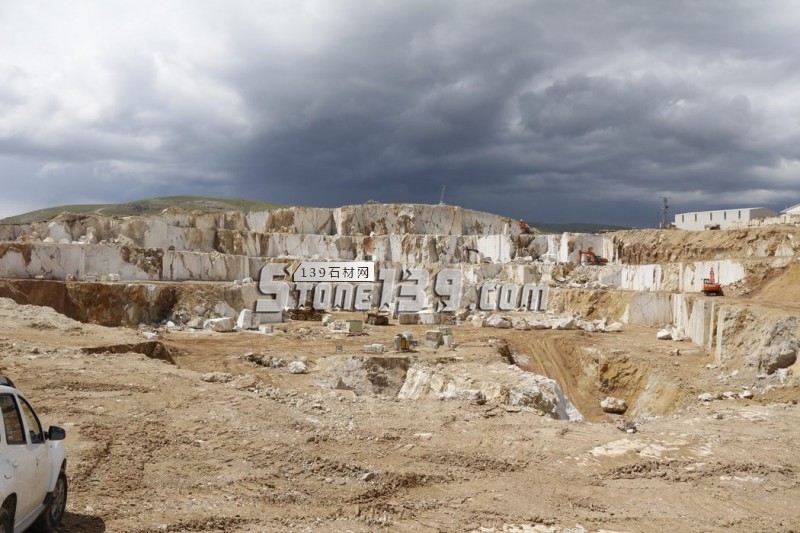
left=1, top=1, right=799, bottom=226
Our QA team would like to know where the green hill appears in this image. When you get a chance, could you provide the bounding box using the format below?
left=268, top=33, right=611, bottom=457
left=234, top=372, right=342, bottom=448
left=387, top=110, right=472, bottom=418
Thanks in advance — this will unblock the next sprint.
left=1, top=196, right=286, bottom=224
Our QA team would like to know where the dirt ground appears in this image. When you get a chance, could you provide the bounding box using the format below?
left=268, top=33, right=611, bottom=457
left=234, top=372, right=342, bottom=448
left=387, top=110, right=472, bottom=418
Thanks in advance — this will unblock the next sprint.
left=1, top=298, right=798, bottom=533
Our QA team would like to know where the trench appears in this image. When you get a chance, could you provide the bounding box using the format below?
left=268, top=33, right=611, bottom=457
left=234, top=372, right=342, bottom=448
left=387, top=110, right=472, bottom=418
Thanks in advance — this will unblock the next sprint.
left=81, top=341, right=175, bottom=365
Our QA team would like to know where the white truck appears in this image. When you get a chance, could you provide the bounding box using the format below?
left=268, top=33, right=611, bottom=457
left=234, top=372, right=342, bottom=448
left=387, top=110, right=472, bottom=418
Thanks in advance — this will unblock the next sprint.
left=0, top=376, right=67, bottom=532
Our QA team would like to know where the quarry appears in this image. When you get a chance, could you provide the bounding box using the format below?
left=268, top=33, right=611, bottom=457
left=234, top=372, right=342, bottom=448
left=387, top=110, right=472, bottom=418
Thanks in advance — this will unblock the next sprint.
left=0, top=203, right=799, bottom=532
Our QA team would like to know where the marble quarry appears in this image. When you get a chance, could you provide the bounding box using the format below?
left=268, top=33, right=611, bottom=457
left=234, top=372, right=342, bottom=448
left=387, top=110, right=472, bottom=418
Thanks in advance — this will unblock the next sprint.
left=1, top=202, right=796, bottom=356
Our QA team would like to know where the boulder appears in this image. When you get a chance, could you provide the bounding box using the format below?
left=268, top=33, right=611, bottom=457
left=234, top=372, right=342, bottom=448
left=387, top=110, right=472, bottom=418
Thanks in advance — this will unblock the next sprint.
left=485, top=315, right=511, bottom=329
left=424, top=330, right=444, bottom=348
left=511, top=317, right=530, bottom=331
left=288, top=361, right=308, bottom=374
left=528, top=318, right=551, bottom=330
left=398, top=313, right=420, bottom=325
left=363, top=343, right=386, bottom=354
left=600, top=396, right=628, bottom=414
left=418, top=311, right=440, bottom=325
left=213, top=302, right=236, bottom=318
left=761, top=343, right=797, bottom=374
left=748, top=317, right=799, bottom=374
left=552, top=317, right=575, bottom=330
left=186, top=317, right=204, bottom=330
left=607, top=322, right=623, bottom=333
left=201, top=372, right=233, bottom=383
left=656, top=328, right=672, bottom=340
left=205, top=317, right=235, bottom=332
left=236, top=309, right=255, bottom=330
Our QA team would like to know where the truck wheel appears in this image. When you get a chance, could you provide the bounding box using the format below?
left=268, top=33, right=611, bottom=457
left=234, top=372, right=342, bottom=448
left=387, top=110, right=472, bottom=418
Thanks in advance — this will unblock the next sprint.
left=312, top=313, right=322, bottom=320
left=35, top=471, right=67, bottom=531
left=0, top=507, right=11, bottom=533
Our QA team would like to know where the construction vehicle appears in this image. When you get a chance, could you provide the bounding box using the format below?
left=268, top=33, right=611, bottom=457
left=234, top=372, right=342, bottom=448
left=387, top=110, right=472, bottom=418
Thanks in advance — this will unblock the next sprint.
left=287, top=307, right=323, bottom=321
left=702, top=267, right=723, bottom=296
left=365, top=310, right=389, bottom=325
left=578, top=247, right=608, bottom=265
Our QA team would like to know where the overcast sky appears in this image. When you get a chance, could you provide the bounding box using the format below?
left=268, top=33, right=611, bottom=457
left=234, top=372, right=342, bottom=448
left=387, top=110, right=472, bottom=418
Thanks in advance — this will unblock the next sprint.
left=2, top=1, right=799, bottom=226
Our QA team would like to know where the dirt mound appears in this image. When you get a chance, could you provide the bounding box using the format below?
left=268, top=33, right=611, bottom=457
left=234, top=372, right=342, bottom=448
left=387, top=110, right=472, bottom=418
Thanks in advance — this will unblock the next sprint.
left=611, top=225, right=800, bottom=263
left=748, top=261, right=800, bottom=303
left=0, top=296, right=84, bottom=330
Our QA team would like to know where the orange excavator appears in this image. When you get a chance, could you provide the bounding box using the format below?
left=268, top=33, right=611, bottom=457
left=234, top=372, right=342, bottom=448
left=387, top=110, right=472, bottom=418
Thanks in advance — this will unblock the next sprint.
left=702, top=267, right=723, bottom=296
left=578, top=247, right=608, bottom=265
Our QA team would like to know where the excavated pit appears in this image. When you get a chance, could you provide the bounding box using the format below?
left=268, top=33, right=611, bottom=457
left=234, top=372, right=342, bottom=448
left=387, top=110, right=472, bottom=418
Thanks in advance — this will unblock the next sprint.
left=0, top=276, right=704, bottom=421
left=319, top=355, right=412, bottom=396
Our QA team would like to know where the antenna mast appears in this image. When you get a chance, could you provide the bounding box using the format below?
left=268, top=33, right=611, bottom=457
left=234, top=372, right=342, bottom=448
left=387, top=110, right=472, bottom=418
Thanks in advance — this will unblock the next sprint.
left=439, top=185, right=446, bottom=205
left=659, top=196, right=670, bottom=229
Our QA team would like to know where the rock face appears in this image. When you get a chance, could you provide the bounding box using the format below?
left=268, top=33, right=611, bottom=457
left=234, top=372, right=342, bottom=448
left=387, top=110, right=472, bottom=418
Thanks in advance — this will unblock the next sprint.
left=757, top=318, right=799, bottom=374
left=600, top=396, right=628, bottom=414
left=716, top=308, right=800, bottom=373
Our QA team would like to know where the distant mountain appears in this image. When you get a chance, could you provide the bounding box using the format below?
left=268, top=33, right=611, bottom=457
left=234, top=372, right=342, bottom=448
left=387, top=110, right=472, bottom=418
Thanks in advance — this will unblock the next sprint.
left=530, top=222, right=633, bottom=234
left=1, top=196, right=286, bottom=224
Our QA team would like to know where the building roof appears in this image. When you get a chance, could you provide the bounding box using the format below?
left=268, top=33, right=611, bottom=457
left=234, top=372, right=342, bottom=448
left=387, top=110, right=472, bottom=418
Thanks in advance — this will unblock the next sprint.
left=674, top=207, right=774, bottom=216
left=780, top=203, right=800, bottom=214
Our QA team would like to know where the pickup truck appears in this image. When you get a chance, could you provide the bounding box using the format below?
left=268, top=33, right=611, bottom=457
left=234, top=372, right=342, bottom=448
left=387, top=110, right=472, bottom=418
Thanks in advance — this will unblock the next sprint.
left=0, top=376, right=67, bottom=532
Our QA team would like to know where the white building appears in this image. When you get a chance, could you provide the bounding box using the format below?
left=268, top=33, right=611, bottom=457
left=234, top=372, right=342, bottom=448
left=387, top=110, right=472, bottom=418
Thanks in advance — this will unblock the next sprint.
left=673, top=207, right=777, bottom=231
left=780, top=203, right=800, bottom=215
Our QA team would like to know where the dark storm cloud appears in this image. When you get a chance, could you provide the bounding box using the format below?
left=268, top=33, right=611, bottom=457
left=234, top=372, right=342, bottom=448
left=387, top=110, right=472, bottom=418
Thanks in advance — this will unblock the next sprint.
left=1, top=0, right=800, bottom=225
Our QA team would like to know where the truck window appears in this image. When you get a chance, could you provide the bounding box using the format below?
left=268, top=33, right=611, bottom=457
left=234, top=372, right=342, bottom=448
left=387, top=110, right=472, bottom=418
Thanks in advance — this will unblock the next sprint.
left=0, top=394, right=26, bottom=445
left=19, top=397, right=45, bottom=444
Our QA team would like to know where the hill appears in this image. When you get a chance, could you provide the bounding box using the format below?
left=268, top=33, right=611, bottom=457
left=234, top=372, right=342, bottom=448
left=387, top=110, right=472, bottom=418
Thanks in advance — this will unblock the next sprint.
left=0, top=196, right=286, bottom=224
left=530, top=221, right=633, bottom=234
